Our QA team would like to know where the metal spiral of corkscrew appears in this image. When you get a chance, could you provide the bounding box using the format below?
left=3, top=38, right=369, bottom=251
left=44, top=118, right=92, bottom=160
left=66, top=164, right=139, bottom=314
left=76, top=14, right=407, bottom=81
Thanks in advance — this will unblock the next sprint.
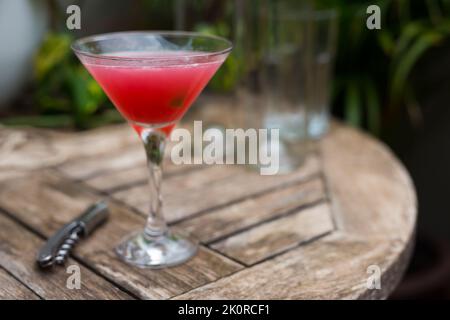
left=54, top=227, right=82, bottom=265
left=37, top=201, right=109, bottom=268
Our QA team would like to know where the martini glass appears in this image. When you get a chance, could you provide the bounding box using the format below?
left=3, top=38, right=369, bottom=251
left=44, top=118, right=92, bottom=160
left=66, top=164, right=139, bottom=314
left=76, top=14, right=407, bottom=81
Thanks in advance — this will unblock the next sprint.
left=72, top=31, right=232, bottom=268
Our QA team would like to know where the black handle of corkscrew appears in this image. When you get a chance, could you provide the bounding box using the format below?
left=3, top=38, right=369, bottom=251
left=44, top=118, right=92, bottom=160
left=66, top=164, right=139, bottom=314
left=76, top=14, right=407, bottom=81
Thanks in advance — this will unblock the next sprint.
left=37, top=201, right=109, bottom=268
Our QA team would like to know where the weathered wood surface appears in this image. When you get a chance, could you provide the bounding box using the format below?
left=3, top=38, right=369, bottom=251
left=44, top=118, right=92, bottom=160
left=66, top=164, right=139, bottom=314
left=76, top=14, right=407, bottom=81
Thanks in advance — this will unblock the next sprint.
left=0, top=267, right=39, bottom=300
left=0, top=120, right=417, bottom=300
left=113, top=157, right=320, bottom=223
left=0, top=213, right=130, bottom=299
left=0, top=171, right=242, bottom=300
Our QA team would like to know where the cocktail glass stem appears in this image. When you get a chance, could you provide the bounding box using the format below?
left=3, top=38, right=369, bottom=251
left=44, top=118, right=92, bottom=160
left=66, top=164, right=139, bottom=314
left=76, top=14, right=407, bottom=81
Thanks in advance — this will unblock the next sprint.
left=141, top=129, right=168, bottom=237
left=115, top=127, right=197, bottom=268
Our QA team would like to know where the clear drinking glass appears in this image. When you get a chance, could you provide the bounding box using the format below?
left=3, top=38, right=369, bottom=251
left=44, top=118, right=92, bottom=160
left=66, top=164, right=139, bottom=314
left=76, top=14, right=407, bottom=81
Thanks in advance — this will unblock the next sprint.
left=263, top=8, right=338, bottom=141
left=235, top=3, right=337, bottom=172
left=302, top=9, right=338, bottom=139
left=72, top=32, right=232, bottom=268
left=237, top=2, right=313, bottom=172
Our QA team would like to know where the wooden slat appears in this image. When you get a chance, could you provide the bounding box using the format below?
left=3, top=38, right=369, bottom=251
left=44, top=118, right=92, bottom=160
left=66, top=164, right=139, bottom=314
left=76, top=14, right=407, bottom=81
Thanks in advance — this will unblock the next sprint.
left=55, top=121, right=207, bottom=183
left=0, top=171, right=242, bottom=299
left=0, top=267, right=39, bottom=300
left=210, top=202, right=334, bottom=265
left=0, top=169, right=28, bottom=183
left=0, top=128, right=65, bottom=170
left=0, top=213, right=130, bottom=300
left=320, top=124, right=417, bottom=241
left=176, top=177, right=326, bottom=243
left=0, top=125, right=135, bottom=172
left=83, top=160, right=204, bottom=193
left=57, top=145, right=145, bottom=180
left=320, top=125, right=416, bottom=240
left=84, top=166, right=148, bottom=192
left=81, top=246, right=241, bottom=300
left=317, top=123, right=417, bottom=299
left=56, top=124, right=135, bottom=156
left=113, top=155, right=320, bottom=223
left=175, top=233, right=403, bottom=300
left=57, top=144, right=200, bottom=182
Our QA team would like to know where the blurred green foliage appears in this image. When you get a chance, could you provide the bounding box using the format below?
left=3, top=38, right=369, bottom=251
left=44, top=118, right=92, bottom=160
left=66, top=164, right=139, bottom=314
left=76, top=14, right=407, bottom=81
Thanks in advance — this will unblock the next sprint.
left=314, top=0, right=450, bottom=135
left=2, top=0, right=449, bottom=134
left=33, top=33, right=121, bottom=129
left=2, top=33, right=122, bottom=129
left=190, top=0, right=450, bottom=136
left=194, top=22, right=241, bottom=92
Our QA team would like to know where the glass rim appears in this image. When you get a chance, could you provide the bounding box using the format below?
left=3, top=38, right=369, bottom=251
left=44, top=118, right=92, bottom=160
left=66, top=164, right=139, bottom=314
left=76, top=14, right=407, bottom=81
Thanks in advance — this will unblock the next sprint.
left=71, top=30, right=233, bottom=62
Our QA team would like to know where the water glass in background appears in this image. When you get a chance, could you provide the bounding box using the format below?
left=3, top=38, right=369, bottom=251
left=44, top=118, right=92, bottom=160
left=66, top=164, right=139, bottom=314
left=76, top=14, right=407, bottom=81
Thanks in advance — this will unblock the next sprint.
left=259, top=4, right=312, bottom=172
left=234, top=2, right=337, bottom=172
left=262, top=6, right=338, bottom=142
left=304, top=9, right=338, bottom=139
left=172, top=1, right=337, bottom=172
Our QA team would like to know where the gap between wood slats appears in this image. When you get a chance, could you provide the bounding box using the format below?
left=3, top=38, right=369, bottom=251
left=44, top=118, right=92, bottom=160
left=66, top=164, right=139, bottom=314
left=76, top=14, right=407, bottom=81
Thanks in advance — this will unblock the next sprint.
left=0, top=265, right=42, bottom=300
left=203, top=198, right=328, bottom=245
left=209, top=202, right=335, bottom=266
left=172, top=173, right=323, bottom=226
left=318, top=171, right=340, bottom=232
left=85, top=164, right=208, bottom=194
left=168, top=229, right=336, bottom=300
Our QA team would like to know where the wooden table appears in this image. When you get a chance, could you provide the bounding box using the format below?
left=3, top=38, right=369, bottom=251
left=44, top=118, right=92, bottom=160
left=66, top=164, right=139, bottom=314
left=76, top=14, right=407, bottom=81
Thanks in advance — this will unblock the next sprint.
left=0, top=121, right=416, bottom=299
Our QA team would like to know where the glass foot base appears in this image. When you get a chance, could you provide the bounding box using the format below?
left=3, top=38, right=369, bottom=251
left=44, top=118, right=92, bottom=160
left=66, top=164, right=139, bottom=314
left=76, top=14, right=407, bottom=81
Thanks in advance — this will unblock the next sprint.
left=115, top=231, right=198, bottom=269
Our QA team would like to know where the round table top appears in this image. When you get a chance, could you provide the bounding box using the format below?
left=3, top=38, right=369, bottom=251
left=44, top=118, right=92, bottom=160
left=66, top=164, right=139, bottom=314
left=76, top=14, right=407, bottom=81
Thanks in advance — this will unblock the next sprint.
left=0, top=121, right=416, bottom=299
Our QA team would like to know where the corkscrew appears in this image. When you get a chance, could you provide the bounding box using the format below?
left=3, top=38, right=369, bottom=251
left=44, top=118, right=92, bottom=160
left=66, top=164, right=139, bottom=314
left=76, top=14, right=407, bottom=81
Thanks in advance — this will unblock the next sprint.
left=37, top=201, right=109, bottom=268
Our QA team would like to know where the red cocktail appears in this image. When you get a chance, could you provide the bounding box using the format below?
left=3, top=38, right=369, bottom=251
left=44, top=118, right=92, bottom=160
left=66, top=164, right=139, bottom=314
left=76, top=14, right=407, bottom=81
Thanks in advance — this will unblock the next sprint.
left=73, top=32, right=231, bottom=268
left=85, top=51, right=223, bottom=135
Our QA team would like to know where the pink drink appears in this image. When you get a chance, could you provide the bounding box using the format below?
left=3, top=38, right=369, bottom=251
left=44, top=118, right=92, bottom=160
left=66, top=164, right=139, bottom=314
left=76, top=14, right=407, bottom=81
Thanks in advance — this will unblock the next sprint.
left=83, top=51, right=223, bottom=134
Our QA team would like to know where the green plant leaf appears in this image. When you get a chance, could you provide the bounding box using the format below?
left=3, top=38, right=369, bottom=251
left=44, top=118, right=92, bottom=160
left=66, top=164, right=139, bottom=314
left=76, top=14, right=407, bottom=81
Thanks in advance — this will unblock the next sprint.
left=365, top=80, right=381, bottom=135
left=390, top=30, right=443, bottom=105
left=345, top=82, right=362, bottom=127
left=34, top=33, right=72, bottom=81
left=64, top=66, right=106, bottom=128
left=378, top=30, right=396, bottom=56
left=193, top=22, right=237, bottom=92
left=208, top=51, right=240, bottom=92
left=393, top=22, right=425, bottom=59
